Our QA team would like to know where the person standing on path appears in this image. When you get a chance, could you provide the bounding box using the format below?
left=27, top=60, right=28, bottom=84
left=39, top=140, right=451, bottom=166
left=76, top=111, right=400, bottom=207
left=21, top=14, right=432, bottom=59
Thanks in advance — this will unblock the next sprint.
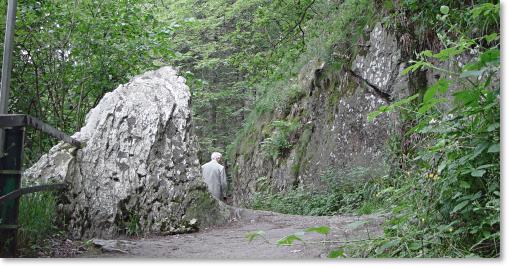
left=201, top=152, right=228, bottom=201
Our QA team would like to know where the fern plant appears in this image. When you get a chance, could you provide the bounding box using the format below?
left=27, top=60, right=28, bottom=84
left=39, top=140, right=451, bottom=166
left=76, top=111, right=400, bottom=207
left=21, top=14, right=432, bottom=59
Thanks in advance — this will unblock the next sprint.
left=260, top=120, right=300, bottom=159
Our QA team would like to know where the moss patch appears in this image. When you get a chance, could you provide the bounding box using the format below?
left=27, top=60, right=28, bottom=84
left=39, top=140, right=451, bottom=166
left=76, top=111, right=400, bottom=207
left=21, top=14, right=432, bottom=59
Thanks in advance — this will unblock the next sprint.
left=185, top=187, right=227, bottom=228
left=291, top=125, right=313, bottom=179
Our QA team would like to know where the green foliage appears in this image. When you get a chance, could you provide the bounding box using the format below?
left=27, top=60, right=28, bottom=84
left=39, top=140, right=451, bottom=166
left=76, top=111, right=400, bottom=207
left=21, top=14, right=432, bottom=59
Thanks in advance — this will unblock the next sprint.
left=226, top=81, right=305, bottom=161
left=343, top=2, right=500, bottom=258
left=328, top=248, right=346, bottom=258
left=125, top=212, right=141, bottom=237
left=245, top=230, right=266, bottom=243
left=395, top=0, right=499, bottom=36
left=17, top=192, right=59, bottom=255
left=1, top=0, right=498, bottom=259
left=294, top=0, right=376, bottom=69
left=277, top=233, right=304, bottom=246
left=250, top=167, right=387, bottom=216
left=261, top=119, right=300, bottom=159
left=367, top=94, right=419, bottom=121
left=305, top=226, right=330, bottom=235
left=1, top=0, right=174, bottom=166
left=160, top=0, right=325, bottom=161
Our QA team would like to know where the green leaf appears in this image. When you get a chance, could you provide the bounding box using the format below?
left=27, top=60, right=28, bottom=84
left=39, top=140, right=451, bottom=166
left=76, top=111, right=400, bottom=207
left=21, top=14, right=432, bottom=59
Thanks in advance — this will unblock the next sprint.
left=479, top=49, right=500, bottom=66
left=430, top=139, right=447, bottom=151
left=484, top=33, right=499, bottom=43
left=277, top=234, right=303, bottom=246
left=245, top=230, right=265, bottom=242
left=423, top=83, right=437, bottom=103
left=402, top=61, right=426, bottom=75
left=453, top=192, right=463, bottom=199
left=487, top=143, right=500, bottom=153
left=418, top=98, right=448, bottom=114
left=472, top=142, right=489, bottom=159
left=471, top=3, right=498, bottom=19
left=471, top=169, right=486, bottom=177
left=378, top=239, right=400, bottom=253
left=367, top=110, right=383, bottom=122
left=328, top=248, right=346, bottom=258
left=452, top=200, right=469, bottom=213
left=392, top=94, right=419, bottom=106
left=408, top=242, right=422, bottom=250
left=477, top=164, right=495, bottom=169
left=421, top=50, right=433, bottom=57
left=440, top=5, right=450, bottom=15
left=305, top=226, right=331, bottom=235
left=433, top=46, right=464, bottom=61
left=459, top=180, right=470, bottom=189
left=487, top=123, right=500, bottom=132
left=379, top=105, right=391, bottom=113
left=408, top=119, right=428, bottom=134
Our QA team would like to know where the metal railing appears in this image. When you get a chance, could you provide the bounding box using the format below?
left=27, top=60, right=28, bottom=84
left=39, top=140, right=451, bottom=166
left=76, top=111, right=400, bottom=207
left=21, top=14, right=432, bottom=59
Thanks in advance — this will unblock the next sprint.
left=0, top=114, right=82, bottom=257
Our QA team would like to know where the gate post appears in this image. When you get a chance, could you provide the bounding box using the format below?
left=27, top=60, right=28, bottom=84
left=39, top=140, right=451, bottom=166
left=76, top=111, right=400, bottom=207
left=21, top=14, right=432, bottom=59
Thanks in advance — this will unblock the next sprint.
left=0, top=126, right=25, bottom=257
left=0, top=0, right=19, bottom=157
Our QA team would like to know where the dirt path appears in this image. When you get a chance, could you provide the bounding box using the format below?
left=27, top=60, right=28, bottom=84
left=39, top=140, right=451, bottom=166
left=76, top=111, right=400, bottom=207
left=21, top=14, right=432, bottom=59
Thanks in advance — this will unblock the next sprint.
left=83, top=208, right=386, bottom=259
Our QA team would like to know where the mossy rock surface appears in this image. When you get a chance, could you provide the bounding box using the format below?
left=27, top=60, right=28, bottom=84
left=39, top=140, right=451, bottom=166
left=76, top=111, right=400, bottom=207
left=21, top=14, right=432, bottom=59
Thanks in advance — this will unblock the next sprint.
left=185, top=186, right=230, bottom=228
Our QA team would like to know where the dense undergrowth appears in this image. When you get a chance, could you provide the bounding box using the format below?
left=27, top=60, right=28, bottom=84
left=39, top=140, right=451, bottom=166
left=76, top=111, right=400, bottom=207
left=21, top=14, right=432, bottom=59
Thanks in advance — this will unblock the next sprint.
left=250, top=167, right=388, bottom=216
left=16, top=192, right=61, bottom=256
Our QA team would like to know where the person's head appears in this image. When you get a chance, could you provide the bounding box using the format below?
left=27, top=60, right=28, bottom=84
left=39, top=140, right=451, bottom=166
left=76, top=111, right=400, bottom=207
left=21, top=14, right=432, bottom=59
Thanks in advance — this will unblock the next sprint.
left=211, top=152, right=222, bottom=162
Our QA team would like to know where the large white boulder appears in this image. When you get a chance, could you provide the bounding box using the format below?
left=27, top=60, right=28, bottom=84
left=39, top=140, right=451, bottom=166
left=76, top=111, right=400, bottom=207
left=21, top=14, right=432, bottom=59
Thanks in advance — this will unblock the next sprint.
left=24, top=67, right=228, bottom=239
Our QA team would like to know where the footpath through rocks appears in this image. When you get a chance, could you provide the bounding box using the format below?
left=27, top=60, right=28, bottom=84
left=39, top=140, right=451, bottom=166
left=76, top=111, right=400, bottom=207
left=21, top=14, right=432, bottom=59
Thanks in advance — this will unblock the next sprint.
left=83, top=208, right=386, bottom=259
left=21, top=67, right=386, bottom=259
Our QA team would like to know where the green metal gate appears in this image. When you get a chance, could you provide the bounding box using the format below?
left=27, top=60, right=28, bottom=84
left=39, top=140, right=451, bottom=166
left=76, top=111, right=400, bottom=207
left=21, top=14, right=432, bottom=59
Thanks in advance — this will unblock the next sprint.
left=0, top=116, right=81, bottom=257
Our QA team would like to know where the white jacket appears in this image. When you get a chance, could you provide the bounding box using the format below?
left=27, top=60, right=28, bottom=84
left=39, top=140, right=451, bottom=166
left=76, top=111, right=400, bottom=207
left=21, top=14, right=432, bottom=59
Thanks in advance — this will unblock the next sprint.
left=201, top=160, right=227, bottom=200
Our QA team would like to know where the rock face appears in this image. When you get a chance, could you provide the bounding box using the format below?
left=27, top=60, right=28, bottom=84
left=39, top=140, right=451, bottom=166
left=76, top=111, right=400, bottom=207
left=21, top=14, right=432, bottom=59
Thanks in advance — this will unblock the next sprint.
left=24, top=67, right=229, bottom=239
left=230, top=24, right=409, bottom=206
left=230, top=22, right=473, bottom=206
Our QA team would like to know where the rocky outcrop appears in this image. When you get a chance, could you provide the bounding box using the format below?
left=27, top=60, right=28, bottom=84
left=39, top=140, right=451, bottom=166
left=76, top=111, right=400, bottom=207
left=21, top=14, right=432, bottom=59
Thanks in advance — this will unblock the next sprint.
left=230, top=24, right=410, bottom=206
left=24, top=67, right=229, bottom=239
left=234, top=21, right=479, bottom=207
left=351, top=24, right=408, bottom=101
left=230, top=20, right=475, bottom=206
